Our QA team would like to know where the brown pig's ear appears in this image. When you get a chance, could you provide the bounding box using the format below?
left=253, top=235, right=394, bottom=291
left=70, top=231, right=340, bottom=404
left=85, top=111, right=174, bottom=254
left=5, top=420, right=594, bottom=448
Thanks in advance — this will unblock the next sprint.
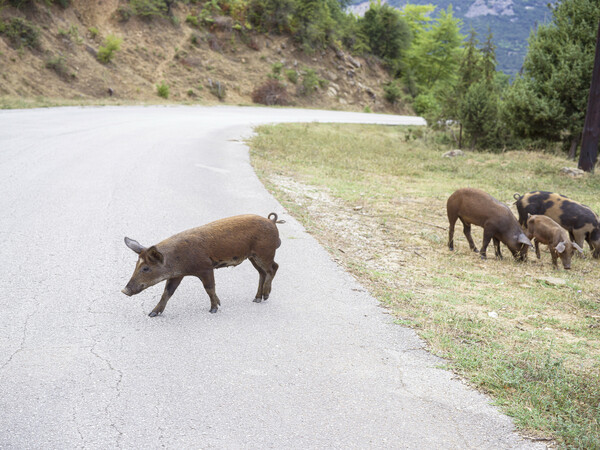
left=518, top=233, right=533, bottom=247
left=146, top=246, right=164, bottom=264
left=125, top=237, right=146, bottom=254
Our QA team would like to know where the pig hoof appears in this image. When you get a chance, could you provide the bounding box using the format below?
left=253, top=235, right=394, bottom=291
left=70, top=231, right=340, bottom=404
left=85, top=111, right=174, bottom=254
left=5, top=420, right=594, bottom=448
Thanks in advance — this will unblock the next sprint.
left=209, top=307, right=218, bottom=313
left=148, top=311, right=160, bottom=317
left=253, top=297, right=262, bottom=303
left=480, top=254, right=487, bottom=260
left=263, top=294, right=269, bottom=301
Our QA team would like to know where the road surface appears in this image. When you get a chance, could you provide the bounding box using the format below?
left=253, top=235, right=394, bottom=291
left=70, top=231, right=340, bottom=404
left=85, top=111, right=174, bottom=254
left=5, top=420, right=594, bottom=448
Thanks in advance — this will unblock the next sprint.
left=0, top=106, right=544, bottom=448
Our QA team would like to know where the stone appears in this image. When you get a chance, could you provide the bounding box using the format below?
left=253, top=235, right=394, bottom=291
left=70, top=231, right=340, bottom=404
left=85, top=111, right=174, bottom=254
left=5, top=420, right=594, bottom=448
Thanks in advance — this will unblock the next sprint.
left=488, top=311, right=499, bottom=319
left=537, top=276, right=567, bottom=286
left=347, top=55, right=361, bottom=68
left=327, top=86, right=338, bottom=98
left=560, top=167, right=585, bottom=177
left=442, top=149, right=464, bottom=158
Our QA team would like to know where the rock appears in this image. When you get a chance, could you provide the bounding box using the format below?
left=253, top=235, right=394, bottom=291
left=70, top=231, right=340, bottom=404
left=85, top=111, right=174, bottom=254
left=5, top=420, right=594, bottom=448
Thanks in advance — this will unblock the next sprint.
left=488, top=311, right=499, bottom=319
left=107, top=88, right=114, bottom=96
left=335, top=48, right=345, bottom=60
left=537, top=276, right=567, bottom=286
left=347, top=55, right=361, bottom=68
left=329, top=82, right=340, bottom=91
left=560, top=167, right=585, bottom=177
left=365, top=87, right=376, bottom=99
left=327, top=86, right=338, bottom=98
left=339, top=98, right=348, bottom=105
left=442, top=149, right=464, bottom=158
left=353, top=206, right=363, bottom=211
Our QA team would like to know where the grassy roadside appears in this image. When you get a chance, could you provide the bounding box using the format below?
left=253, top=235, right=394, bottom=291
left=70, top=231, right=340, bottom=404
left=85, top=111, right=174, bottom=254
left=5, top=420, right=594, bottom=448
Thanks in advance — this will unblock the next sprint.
left=249, top=123, right=600, bottom=448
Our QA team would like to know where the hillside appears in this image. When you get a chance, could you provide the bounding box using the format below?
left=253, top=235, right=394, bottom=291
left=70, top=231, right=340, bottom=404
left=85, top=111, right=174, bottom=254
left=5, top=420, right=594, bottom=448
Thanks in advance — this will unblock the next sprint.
left=0, top=1, right=400, bottom=112
left=349, top=0, right=554, bottom=75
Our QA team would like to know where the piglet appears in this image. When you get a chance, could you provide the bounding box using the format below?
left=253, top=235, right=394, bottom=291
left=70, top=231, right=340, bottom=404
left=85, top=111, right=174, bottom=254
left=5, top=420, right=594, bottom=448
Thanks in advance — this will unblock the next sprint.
left=526, top=214, right=583, bottom=269
left=122, top=213, right=282, bottom=316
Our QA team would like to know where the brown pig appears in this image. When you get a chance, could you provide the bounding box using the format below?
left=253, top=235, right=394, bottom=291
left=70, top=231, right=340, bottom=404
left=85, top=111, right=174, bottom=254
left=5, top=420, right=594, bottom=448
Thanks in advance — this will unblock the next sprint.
left=447, top=188, right=532, bottom=260
left=526, top=214, right=584, bottom=269
left=122, top=213, right=282, bottom=316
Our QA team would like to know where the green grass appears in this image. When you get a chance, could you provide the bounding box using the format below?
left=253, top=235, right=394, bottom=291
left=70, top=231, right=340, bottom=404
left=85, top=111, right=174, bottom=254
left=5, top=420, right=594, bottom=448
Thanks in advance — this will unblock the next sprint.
left=249, top=123, right=600, bottom=448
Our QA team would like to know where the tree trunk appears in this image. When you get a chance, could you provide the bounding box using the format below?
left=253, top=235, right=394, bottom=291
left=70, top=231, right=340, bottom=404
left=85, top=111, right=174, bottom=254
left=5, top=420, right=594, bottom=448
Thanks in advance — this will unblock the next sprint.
left=578, top=20, right=600, bottom=172
left=568, top=134, right=579, bottom=160
left=458, top=123, right=462, bottom=149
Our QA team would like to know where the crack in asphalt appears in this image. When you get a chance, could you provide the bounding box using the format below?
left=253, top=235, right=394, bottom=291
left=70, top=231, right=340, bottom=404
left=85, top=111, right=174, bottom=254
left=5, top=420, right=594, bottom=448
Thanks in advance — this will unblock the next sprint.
left=89, top=343, right=124, bottom=447
left=0, top=311, right=34, bottom=380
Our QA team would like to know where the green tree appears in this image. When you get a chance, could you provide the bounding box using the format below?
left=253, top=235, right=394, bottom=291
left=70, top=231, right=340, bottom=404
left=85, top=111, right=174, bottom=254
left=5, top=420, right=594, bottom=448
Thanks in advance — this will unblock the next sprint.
left=404, top=6, right=463, bottom=92
left=503, top=0, right=600, bottom=152
left=359, top=1, right=411, bottom=67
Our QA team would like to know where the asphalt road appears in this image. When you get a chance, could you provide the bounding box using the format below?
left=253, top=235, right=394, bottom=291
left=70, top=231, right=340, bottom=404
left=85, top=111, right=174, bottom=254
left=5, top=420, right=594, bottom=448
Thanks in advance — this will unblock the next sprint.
left=0, top=106, right=544, bottom=449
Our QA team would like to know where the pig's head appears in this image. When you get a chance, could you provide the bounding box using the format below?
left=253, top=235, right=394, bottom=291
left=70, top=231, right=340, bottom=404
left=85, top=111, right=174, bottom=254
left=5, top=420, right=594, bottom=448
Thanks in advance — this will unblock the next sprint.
left=508, top=231, right=533, bottom=261
left=554, top=240, right=584, bottom=270
left=122, top=237, right=167, bottom=296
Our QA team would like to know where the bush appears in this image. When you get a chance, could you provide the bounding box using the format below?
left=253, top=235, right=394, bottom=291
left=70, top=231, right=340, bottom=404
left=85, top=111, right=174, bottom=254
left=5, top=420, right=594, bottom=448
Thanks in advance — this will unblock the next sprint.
left=252, top=79, right=289, bottom=106
left=186, top=15, right=199, bottom=27
left=130, top=0, right=167, bottom=18
left=88, top=27, right=99, bottom=39
left=285, top=69, right=298, bottom=84
left=156, top=81, right=170, bottom=99
left=299, top=68, right=326, bottom=96
left=383, top=80, right=403, bottom=104
left=1, top=18, right=40, bottom=49
left=46, top=54, right=69, bottom=79
left=97, top=34, right=122, bottom=63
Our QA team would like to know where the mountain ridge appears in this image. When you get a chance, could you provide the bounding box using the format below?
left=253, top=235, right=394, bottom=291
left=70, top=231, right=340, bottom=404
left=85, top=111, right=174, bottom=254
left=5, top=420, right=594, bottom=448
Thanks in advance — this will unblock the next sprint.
left=349, top=0, right=555, bottom=75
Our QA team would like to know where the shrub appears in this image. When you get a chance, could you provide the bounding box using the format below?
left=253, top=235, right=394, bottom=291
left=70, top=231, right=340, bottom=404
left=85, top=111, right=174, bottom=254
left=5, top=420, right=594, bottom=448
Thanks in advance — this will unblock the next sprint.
left=252, top=79, right=289, bottom=106
left=186, top=15, right=199, bottom=27
left=130, top=0, right=167, bottom=18
left=2, top=18, right=40, bottom=49
left=88, top=27, right=99, bottom=39
left=46, top=54, right=69, bottom=79
left=285, top=69, right=298, bottom=84
left=156, top=81, right=170, bottom=99
left=299, top=68, right=325, bottom=96
left=383, top=80, right=403, bottom=104
left=97, top=34, right=122, bottom=64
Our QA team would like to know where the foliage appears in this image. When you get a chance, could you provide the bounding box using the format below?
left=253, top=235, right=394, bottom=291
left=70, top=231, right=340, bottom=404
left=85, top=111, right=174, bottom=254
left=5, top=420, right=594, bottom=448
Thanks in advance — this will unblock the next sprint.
left=299, top=67, right=326, bottom=96
left=285, top=69, right=298, bottom=84
left=88, top=27, right=99, bottom=39
left=45, top=54, right=70, bottom=79
left=359, top=0, right=410, bottom=69
left=404, top=6, right=464, bottom=93
left=156, top=81, right=170, bottom=98
left=251, top=79, right=289, bottom=105
left=96, top=34, right=122, bottom=64
left=382, top=79, right=403, bottom=104
left=0, top=17, right=40, bottom=49
left=503, top=0, right=600, bottom=152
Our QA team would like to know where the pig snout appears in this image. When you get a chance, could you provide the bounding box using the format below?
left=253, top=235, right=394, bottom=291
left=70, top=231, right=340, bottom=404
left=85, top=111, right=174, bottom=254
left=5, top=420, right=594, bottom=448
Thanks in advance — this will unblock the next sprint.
left=121, top=281, right=145, bottom=296
left=121, top=287, right=133, bottom=296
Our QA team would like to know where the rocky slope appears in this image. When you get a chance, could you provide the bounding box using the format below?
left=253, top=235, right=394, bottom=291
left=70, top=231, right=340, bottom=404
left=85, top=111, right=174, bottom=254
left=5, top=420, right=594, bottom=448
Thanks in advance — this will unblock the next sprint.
left=0, top=1, right=402, bottom=113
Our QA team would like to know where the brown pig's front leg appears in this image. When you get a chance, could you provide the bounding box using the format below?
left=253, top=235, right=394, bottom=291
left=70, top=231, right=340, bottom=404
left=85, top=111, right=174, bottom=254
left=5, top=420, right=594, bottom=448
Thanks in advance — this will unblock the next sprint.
left=149, top=276, right=184, bottom=317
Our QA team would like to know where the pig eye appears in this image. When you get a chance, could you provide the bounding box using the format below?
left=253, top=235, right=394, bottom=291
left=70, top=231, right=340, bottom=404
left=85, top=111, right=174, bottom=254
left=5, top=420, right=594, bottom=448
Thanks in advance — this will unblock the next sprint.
left=141, top=266, right=150, bottom=273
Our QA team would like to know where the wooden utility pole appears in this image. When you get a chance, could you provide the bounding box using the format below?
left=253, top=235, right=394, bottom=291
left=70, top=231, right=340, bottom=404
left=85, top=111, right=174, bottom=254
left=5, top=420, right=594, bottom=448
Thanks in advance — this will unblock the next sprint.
left=579, top=20, right=600, bottom=172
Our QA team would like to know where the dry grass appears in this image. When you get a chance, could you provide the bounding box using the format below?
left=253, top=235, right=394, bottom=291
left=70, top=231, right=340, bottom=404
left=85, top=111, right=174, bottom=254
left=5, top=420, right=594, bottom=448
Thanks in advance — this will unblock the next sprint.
left=249, top=123, right=600, bottom=448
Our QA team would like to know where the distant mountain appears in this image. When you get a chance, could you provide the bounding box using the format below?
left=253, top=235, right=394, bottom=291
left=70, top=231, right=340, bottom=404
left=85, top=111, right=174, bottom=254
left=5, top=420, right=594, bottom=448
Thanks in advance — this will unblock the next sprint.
left=348, top=0, right=555, bottom=75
